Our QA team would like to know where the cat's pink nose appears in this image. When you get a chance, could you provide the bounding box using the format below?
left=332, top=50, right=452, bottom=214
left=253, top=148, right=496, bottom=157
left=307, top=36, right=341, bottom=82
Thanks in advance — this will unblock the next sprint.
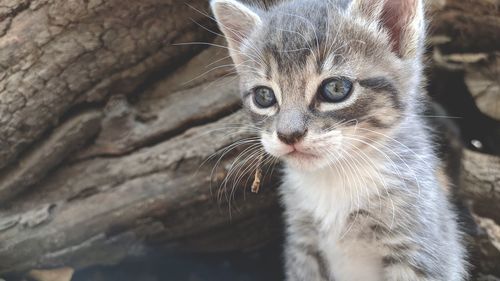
left=277, top=129, right=307, bottom=145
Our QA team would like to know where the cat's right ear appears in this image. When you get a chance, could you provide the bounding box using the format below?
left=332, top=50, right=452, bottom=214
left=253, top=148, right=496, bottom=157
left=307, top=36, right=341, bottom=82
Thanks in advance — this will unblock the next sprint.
left=211, top=0, right=262, bottom=64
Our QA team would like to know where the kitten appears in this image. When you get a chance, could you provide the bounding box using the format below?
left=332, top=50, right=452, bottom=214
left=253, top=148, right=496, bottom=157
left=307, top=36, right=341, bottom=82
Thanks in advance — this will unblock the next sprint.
left=211, top=0, right=467, bottom=280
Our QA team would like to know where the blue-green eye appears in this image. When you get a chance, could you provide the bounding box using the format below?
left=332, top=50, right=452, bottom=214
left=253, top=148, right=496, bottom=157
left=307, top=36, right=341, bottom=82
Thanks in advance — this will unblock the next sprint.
left=253, top=86, right=276, bottom=108
left=319, top=77, right=353, bottom=103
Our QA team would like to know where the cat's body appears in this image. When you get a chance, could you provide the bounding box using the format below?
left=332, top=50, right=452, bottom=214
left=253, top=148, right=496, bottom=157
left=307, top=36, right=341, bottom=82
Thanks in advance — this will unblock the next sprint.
left=211, top=0, right=467, bottom=280
left=280, top=126, right=464, bottom=281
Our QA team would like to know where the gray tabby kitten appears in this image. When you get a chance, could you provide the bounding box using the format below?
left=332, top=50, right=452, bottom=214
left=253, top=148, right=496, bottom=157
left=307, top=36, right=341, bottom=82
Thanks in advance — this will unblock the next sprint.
left=211, top=0, right=467, bottom=280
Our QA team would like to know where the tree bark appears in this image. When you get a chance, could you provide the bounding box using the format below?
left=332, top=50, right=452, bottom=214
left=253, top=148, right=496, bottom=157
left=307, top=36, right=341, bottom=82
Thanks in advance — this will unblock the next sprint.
left=0, top=0, right=499, bottom=278
left=0, top=0, right=214, bottom=197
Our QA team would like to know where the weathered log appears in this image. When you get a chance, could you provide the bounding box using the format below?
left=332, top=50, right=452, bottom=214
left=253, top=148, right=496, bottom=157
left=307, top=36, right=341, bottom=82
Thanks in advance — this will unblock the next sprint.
left=429, top=0, right=500, bottom=54
left=0, top=110, right=280, bottom=274
left=0, top=0, right=214, bottom=175
left=465, top=54, right=500, bottom=122
left=0, top=41, right=282, bottom=274
left=460, top=149, right=500, bottom=223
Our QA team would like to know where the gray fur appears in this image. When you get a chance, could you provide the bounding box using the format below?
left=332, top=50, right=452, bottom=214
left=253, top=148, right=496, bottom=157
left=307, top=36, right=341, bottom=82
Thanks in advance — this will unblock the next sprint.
left=211, top=0, right=468, bottom=280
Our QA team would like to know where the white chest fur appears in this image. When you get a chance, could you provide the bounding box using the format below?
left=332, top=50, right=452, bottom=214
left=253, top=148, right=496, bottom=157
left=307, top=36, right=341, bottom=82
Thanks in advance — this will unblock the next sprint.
left=281, top=164, right=386, bottom=281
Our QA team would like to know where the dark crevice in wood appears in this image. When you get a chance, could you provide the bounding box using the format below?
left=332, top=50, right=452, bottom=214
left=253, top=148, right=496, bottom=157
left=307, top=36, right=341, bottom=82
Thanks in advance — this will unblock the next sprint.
left=427, top=67, right=500, bottom=156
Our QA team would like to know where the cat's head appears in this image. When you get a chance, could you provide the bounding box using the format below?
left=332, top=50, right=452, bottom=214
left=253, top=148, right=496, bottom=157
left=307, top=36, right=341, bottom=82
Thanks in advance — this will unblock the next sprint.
left=211, top=0, right=425, bottom=171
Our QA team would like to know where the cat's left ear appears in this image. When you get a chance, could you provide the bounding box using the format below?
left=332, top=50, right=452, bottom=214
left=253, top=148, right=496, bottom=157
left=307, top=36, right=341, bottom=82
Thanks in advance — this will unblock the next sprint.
left=211, top=0, right=262, bottom=64
left=350, top=0, right=425, bottom=59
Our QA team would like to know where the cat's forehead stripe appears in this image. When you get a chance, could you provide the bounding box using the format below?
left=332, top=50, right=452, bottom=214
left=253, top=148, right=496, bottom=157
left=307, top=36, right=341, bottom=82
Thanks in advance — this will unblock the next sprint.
left=262, top=11, right=330, bottom=75
left=265, top=43, right=313, bottom=75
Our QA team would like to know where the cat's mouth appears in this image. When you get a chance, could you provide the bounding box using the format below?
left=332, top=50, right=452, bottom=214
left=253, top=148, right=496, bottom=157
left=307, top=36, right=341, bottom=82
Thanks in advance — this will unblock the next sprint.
left=266, top=142, right=331, bottom=170
left=285, top=149, right=319, bottom=160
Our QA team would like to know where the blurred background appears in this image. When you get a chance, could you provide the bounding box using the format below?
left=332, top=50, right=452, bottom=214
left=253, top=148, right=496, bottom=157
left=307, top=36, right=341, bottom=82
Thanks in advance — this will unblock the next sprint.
left=0, top=0, right=498, bottom=280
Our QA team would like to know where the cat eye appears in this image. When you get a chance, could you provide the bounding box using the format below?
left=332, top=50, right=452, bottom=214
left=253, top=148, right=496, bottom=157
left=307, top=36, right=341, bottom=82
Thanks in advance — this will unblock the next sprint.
left=319, top=77, right=353, bottom=103
left=253, top=86, right=277, bottom=108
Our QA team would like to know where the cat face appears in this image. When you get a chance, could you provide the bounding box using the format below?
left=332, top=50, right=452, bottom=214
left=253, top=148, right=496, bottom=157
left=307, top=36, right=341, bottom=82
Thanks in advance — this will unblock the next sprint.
left=212, top=0, right=424, bottom=171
